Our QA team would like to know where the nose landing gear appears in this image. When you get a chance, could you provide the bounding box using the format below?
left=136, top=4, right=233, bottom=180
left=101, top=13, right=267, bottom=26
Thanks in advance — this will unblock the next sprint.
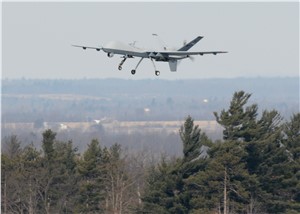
left=155, top=70, right=160, bottom=76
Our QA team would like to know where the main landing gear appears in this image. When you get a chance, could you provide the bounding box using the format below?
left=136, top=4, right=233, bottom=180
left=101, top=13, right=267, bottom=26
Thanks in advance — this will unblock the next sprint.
left=131, top=69, right=160, bottom=76
left=118, top=57, right=127, bottom=70
left=151, top=59, right=160, bottom=76
left=119, top=57, right=160, bottom=76
left=130, top=57, right=144, bottom=75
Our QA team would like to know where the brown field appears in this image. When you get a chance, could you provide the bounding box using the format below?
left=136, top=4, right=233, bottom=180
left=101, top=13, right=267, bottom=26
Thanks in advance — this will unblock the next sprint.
left=2, top=120, right=222, bottom=134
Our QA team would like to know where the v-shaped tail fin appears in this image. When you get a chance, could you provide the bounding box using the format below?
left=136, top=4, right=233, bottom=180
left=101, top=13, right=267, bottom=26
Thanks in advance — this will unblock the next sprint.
left=177, top=36, right=203, bottom=51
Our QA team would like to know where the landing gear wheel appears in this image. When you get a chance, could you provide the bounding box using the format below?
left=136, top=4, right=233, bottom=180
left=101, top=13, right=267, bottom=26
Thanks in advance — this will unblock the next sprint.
left=118, top=65, right=122, bottom=70
left=155, top=70, right=160, bottom=76
left=131, top=70, right=136, bottom=75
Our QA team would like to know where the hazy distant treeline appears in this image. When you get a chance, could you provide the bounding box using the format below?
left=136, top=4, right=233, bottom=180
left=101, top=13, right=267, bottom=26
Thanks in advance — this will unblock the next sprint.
left=2, top=77, right=298, bottom=97
left=2, top=77, right=299, bottom=123
left=2, top=91, right=299, bottom=213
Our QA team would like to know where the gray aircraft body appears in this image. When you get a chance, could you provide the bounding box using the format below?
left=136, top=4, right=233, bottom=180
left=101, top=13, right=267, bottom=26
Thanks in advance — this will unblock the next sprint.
left=73, top=36, right=227, bottom=76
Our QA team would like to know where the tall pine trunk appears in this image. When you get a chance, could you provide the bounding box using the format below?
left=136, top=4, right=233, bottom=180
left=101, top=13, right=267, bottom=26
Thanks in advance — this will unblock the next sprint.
left=29, top=177, right=33, bottom=214
left=3, top=175, right=7, bottom=214
left=224, top=167, right=227, bottom=214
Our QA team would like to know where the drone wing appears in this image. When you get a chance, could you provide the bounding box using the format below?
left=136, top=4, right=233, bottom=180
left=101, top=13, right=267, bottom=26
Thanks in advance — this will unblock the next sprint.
left=159, top=51, right=228, bottom=56
left=72, top=45, right=102, bottom=51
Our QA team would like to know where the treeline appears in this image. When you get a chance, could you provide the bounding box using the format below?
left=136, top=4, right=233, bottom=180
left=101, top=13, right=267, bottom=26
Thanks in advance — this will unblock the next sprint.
left=2, top=91, right=299, bottom=213
left=2, top=131, right=147, bottom=213
left=2, top=78, right=298, bottom=123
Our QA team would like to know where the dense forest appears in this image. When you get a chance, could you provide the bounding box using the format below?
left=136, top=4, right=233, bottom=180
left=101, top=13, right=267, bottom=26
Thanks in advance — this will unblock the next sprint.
left=2, top=91, right=299, bottom=213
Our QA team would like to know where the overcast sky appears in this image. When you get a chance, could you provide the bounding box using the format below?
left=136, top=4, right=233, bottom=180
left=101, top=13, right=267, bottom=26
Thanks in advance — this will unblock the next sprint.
left=2, top=2, right=299, bottom=79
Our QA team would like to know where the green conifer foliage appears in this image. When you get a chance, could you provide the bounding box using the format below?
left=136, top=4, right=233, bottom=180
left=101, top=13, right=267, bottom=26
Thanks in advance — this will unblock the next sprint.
left=42, top=129, right=56, bottom=163
left=142, top=116, right=210, bottom=213
left=214, top=91, right=258, bottom=142
left=187, top=141, right=257, bottom=213
left=76, top=139, right=104, bottom=213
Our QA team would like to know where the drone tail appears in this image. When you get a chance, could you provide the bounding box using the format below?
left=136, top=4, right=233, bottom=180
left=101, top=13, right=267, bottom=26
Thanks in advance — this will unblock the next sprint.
left=177, top=36, right=203, bottom=51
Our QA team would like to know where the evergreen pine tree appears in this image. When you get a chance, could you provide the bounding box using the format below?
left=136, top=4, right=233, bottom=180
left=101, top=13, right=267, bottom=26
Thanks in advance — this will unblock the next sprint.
left=42, top=129, right=56, bottom=164
left=214, top=91, right=258, bottom=142
left=142, top=116, right=210, bottom=213
left=21, top=143, right=43, bottom=214
left=142, top=156, right=183, bottom=214
left=187, top=141, right=258, bottom=213
left=260, top=113, right=300, bottom=213
left=213, top=91, right=299, bottom=213
left=76, top=139, right=104, bottom=213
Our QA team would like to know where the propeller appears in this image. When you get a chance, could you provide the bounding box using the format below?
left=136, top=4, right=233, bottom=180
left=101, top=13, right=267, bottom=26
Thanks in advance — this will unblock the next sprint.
left=182, top=40, right=195, bottom=62
left=152, top=34, right=196, bottom=63
left=188, top=55, right=195, bottom=62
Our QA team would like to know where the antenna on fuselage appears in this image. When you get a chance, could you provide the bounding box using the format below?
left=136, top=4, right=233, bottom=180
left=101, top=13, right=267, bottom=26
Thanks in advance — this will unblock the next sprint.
left=129, top=41, right=137, bottom=47
left=152, top=33, right=167, bottom=50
